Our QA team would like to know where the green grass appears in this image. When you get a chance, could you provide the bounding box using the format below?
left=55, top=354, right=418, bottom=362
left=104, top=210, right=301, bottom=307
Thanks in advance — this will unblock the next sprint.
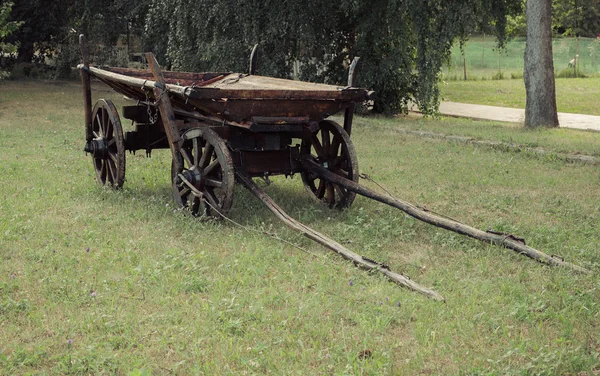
left=440, top=77, right=600, bottom=116
left=1, top=80, right=600, bottom=374
left=353, top=114, right=600, bottom=158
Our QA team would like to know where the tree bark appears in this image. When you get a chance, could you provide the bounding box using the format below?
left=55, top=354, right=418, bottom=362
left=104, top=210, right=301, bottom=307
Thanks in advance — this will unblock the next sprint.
left=524, top=0, right=559, bottom=128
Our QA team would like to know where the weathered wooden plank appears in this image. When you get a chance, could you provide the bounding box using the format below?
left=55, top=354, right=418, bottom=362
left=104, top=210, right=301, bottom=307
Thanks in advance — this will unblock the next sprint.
left=145, top=53, right=182, bottom=159
left=237, top=172, right=445, bottom=301
left=302, top=159, right=590, bottom=274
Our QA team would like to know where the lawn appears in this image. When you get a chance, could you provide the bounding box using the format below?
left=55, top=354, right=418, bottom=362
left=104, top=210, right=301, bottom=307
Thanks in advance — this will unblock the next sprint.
left=1, top=80, right=599, bottom=374
left=440, top=77, right=600, bottom=116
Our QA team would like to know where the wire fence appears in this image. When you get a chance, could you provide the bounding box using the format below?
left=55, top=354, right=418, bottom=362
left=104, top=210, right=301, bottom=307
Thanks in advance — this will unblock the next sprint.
left=443, top=35, right=600, bottom=80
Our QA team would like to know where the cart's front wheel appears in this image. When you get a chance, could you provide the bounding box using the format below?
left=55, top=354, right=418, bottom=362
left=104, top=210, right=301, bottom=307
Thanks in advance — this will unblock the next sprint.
left=88, top=99, right=126, bottom=188
left=301, top=120, right=359, bottom=209
left=171, top=128, right=235, bottom=218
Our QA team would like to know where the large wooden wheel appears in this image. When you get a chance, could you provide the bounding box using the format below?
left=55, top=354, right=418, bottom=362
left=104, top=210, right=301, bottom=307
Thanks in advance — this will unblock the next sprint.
left=171, top=128, right=235, bottom=218
left=88, top=99, right=126, bottom=188
left=301, top=120, right=359, bottom=209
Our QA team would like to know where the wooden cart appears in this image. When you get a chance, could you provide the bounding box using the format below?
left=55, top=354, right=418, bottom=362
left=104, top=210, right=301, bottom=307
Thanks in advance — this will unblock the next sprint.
left=78, top=35, right=586, bottom=301
left=79, top=37, right=370, bottom=217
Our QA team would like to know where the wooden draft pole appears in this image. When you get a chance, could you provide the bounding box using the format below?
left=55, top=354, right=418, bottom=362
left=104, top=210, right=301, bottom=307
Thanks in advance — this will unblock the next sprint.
left=236, top=172, right=445, bottom=301
left=343, top=57, right=360, bottom=136
left=79, top=35, right=93, bottom=143
left=302, top=159, right=590, bottom=274
left=145, top=53, right=182, bottom=161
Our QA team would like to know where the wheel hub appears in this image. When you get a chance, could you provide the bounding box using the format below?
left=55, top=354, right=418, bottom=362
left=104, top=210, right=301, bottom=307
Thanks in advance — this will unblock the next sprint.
left=178, top=167, right=204, bottom=189
left=84, top=137, right=108, bottom=159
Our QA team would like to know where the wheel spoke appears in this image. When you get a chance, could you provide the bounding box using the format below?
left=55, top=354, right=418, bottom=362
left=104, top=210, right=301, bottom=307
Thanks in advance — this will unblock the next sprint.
left=334, top=184, right=346, bottom=200
left=107, top=159, right=117, bottom=184
left=101, top=109, right=107, bottom=136
left=181, top=148, right=194, bottom=168
left=321, top=129, right=331, bottom=152
left=203, top=189, right=221, bottom=213
left=199, top=143, right=214, bottom=168
left=310, top=135, right=324, bottom=157
left=330, top=137, right=341, bottom=159
left=107, top=138, right=116, bottom=147
left=325, top=183, right=335, bottom=206
left=95, top=114, right=103, bottom=137
left=332, top=155, right=345, bottom=168
left=105, top=115, right=113, bottom=138
left=100, top=160, right=107, bottom=182
left=315, top=179, right=326, bottom=199
left=192, top=138, right=200, bottom=166
left=93, top=130, right=100, bottom=138
left=204, top=159, right=220, bottom=176
left=204, top=178, right=222, bottom=188
left=108, top=151, right=118, bottom=165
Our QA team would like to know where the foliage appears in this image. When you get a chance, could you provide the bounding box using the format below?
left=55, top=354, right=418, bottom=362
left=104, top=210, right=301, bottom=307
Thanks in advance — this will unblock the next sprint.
left=0, top=2, right=22, bottom=40
left=3, top=0, right=148, bottom=76
left=144, top=0, right=523, bottom=114
left=553, top=0, right=600, bottom=37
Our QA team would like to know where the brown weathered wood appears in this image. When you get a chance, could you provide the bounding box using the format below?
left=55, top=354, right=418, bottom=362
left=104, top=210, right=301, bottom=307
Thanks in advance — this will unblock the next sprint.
left=79, top=35, right=93, bottom=142
left=343, top=57, right=360, bottom=136
left=145, top=53, right=182, bottom=158
left=302, top=159, right=590, bottom=274
left=236, top=172, right=445, bottom=301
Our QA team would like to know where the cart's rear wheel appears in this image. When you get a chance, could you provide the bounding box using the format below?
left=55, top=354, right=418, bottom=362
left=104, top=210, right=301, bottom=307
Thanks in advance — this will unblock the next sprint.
left=89, top=99, right=126, bottom=188
left=172, top=127, right=235, bottom=218
left=301, top=120, right=359, bottom=209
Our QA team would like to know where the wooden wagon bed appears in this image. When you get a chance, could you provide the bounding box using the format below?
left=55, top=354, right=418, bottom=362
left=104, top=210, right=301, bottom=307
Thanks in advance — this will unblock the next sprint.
left=84, top=66, right=371, bottom=123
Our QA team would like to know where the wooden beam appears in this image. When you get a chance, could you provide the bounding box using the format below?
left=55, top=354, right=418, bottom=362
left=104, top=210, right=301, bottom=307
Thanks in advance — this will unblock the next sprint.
left=145, top=53, right=182, bottom=159
left=237, top=172, right=445, bottom=301
left=302, top=159, right=590, bottom=274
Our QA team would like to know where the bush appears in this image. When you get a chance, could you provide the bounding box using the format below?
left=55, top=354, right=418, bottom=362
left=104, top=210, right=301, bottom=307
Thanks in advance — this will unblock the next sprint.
left=510, top=72, right=523, bottom=79
left=492, top=71, right=505, bottom=80
left=555, top=67, right=588, bottom=78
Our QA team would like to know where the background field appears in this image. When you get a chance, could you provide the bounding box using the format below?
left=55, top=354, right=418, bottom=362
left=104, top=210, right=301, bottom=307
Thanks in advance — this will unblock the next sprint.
left=1, top=80, right=599, bottom=374
left=444, top=36, right=600, bottom=80
left=441, top=36, right=600, bottom=115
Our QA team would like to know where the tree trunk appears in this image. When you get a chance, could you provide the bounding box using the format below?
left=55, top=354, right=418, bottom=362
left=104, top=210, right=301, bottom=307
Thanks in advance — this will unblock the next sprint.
left=524, top=0, right=559, bottom=128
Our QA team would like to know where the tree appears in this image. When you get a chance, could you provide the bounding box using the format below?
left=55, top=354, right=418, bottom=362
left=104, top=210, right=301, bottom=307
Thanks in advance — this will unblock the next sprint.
left=0, top=2, right=22, bottom=40
left=4, top=0, right=70, bottom=63
left=553, top=0, right=600, bottom=37
left=524, top=0, right=559, bottom=127
left=144, top=0, right=523, bottom=114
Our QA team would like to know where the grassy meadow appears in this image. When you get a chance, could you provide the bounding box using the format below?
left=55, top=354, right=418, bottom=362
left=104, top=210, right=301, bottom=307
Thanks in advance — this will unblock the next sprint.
left=440, top=77, right=600, bottom=116
left=1, top=80, right=600, bottom=374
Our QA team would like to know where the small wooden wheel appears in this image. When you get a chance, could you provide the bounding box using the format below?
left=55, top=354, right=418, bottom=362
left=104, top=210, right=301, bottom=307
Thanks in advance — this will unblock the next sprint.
left=88, top=99, right=126, bottom=188
left=301, top=120, right=359, bottom=209
left=171, top=127, right=235, bottom=218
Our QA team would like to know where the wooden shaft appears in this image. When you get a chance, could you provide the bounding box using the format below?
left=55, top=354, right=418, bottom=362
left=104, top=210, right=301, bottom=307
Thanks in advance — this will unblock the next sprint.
left=302, top=159, right=590, bottom=274
left=249, top=44, right=258, bottom=75
left=145, top=53, right=182, bottom=159
left=236, top=172, right=445, bottom=301
left=79, top=35, right=93, bottom=142
left=79, top=65, right=189, bottom=98
left=343, top=57, right=360, bottom=136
